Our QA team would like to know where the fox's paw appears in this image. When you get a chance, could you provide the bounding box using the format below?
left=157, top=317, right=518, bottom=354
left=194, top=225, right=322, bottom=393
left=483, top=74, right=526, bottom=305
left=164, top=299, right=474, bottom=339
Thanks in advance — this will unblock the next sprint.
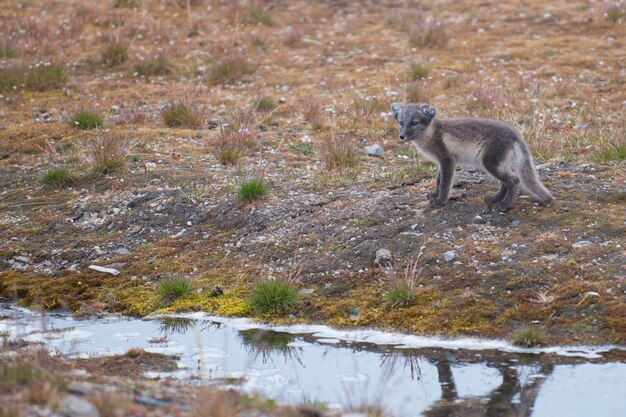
left=484, top=193, right=504, bottom=205
left=491, top=202, right=512, bottom=213
left=427, top=191, right=439, bottom=199
left=428, top=197, right=446, bottom=209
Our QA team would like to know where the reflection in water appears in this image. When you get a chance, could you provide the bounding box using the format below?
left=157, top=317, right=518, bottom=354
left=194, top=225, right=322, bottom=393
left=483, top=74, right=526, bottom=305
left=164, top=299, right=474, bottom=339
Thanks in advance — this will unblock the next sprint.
left=153, top=317, right=198, bottom=335
left=239, top=329, right=303, bottom=365
left=1, top=306, right=623, bottom=417
left=382, top=348, right=555, bottom=417
left=380, top=349, right=423, bottom=381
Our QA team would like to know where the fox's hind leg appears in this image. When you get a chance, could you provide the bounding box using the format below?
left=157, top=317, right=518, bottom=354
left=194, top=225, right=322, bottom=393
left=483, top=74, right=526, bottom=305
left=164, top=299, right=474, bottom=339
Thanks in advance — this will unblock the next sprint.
left=482, top=148, right=519, bottom=212
left=484, top=184, right=506, bottom=207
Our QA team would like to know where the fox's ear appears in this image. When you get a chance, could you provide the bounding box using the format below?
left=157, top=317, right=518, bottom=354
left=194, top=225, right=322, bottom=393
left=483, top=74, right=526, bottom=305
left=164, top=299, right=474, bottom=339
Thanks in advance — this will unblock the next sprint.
left=391, top=103, right=402, bottom=119
left=421, top=104, right=436, bottom=120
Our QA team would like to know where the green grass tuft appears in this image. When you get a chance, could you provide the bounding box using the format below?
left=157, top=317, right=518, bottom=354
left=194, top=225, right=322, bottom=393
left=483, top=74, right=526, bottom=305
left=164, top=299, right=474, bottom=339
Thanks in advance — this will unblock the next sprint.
left=246, top=8, right=274, bottom=26
left=386, top=282, right=414, bottom=308
left=238, top=179, right=268, bottom=202
left=0, top=357, right=39, bottom=390
left=209, top=58, right=256, bottom=84
left=0, top=64, right=65, bottom=92
left=158, top=276, right=193, bottom=304
left=249, top=280, right=298, bottom=314
left=253, top=96, right=276, bottom=112
left=0, top=46, right=16, bottom=58
left=598, top=143, right=626, bottom=161
left=41, top=168, right=75, bottom=186
left=512, top=329, right=544, bottom=347
left=161, top=101, right=203, bottom=129
left=70, top=111, right=104, bottom=130
left=294, top=142, right=314, bottom=155
left=409, top=64, right=430, bottom=80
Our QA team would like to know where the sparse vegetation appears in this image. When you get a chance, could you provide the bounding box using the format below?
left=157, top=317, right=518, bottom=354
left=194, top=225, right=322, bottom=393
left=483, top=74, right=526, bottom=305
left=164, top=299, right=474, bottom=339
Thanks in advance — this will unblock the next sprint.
left=294, top=141, right=314, bottom=155
left=606, top=1, right=626, bottom=22
left=408, top=20, right=449, bottom=48
left=253, top=96, right=276, bottom=112
left=102, top=39, right=129, bottom=66
left=161, top=96, right=203, bottom=128
left=405, top=81, right=430, bottom=103
left=69, top=110, right=104, bottom=130
left=300, top=99, right=326, bottom=130
left=0, top=63, right=65, bottom=91
left=512, top=329, right=545, bottom=347
left=0, top=45, right=16, bottom=58
left=409, top=64, right=430, bottom=80
left=245, top=8, right=274, bottom=26
left=209, top=58, right=256, bottom=84
left=85, top=135, right=126, bottom=175
left=598, top=143, right=626, bottom=161
left=320, top=135, right=361, bottom=171
left=41, top=168, right=75, bottom=186
left=249, top=279, right=298, bottom=314
left=238, top=179, right=268, bottom=202
left=385, top=254, right=423, bottom=309
left=133, top=54, right=171, bottom=77
left=158, top=276, right=193, bottom=303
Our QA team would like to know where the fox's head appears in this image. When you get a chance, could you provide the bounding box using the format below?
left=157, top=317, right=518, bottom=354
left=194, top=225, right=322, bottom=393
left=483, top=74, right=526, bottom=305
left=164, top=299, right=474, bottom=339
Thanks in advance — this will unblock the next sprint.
left=391, top=103, right=436, bottom=142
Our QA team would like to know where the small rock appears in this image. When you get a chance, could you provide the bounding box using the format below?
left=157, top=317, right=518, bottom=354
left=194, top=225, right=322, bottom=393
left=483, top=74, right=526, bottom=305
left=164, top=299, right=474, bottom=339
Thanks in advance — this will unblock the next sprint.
left=62, top=395, right=100, bottom=417
left=113, top=247, right=130, bottom=255
left=364, top=144, right=384, bottom=157
left=210, top=286, right=224, bottom=297
left=207, top=120, right=219, bottom=129
left=585, top=291, right=600, bottom=297
left=473, top=215, right=485, bottom=224
left=443, top=251, right=456, bottom=262
left=510, top=220, right=520, bottom=228
left=281, top=84, right=290, bottom=93
left=88, top=265, right=120, bottom=276
left=374, top=249, right=392, bottom=265
left=15, top=255, right=30, bottom=263
left=288, top=314, right=297, bottom=320
left=572, top=240, right=592, bottom=249
left=258, top=124, right=268, bottom=132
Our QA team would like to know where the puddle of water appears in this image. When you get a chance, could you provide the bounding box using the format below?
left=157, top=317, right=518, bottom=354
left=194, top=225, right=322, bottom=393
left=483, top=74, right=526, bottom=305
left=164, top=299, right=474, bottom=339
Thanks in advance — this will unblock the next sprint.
left=1, top=305, right=624, bottom=417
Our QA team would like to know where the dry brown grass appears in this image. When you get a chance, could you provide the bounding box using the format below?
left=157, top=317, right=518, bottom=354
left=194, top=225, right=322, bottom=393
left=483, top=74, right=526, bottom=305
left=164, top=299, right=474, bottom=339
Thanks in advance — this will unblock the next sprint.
left=404, top=81, right=431, bottom=103
left=88, top=392, right=130, bottom=417
left=84, top=135, right=127, bottom=176
left=300, top=99, right=326, bottom=131
left=407, top=20, right=449, bottom=48
left=192, top=388, right=241, bottom=417
left=320, top=134, right=361, bottom=171
left=102, top=37, right=129, bottom=66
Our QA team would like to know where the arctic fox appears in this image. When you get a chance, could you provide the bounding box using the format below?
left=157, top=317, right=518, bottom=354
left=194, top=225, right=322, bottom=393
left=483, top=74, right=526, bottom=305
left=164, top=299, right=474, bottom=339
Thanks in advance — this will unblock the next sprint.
left=391, top=103, right=554, bottom=211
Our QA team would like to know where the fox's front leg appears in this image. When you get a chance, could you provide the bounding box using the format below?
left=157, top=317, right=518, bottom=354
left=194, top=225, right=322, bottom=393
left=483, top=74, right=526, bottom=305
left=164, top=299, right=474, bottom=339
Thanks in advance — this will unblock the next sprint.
left=428, top=161, right=454, bottom=208
left=427, top=170, right=441, bottom=199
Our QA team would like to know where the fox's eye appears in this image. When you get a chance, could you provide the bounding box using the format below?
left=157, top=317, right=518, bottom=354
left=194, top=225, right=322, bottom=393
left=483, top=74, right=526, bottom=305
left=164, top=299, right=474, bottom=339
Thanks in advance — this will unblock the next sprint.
left=412, top=120, right=420, bottom=126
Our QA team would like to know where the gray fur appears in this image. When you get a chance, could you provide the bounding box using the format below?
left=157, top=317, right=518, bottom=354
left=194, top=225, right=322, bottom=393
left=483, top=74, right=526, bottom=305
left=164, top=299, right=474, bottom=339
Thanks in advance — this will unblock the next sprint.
left=391, top=103, right=554, bottom=211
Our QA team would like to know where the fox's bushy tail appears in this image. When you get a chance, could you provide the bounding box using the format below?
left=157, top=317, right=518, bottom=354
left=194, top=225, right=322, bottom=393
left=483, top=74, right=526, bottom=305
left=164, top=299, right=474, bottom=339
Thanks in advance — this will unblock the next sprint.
left=516, top=143, right=554, bottom=205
